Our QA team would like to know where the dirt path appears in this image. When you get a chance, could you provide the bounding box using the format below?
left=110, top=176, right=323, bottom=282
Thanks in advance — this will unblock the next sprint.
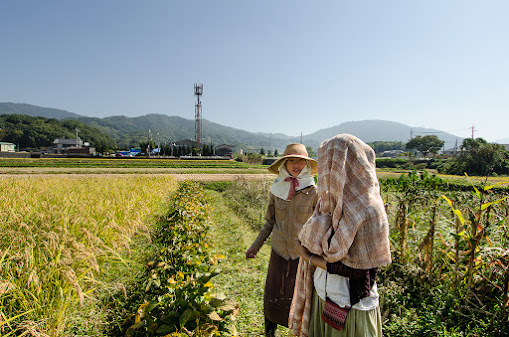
left=2, top=170, right=506, bottom=185
left=172, top=173, right=274, bottom=181
left=0, top=172, right=275, bottom=181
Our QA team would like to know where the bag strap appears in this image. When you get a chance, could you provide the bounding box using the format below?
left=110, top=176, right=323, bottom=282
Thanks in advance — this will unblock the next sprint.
left=324, top=265, right=351, bottom=310
left=325, top=270, right=328, bottom=298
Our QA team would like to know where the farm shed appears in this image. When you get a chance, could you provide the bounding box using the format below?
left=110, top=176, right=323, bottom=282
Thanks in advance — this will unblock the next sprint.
left=67, top=146, right=96, bottom=157
left=214, top=144, right=234, bottom=157
left=0, top=142, right=16, bottom=152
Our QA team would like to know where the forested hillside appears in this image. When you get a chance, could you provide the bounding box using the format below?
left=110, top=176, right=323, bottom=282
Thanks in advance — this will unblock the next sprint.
left=0, top=102, right=82, bottom=119
left=0, top=114, right=116, bottom=152
left=0, top=102, right=462, bottom=152
left=75, top=114, right=290, bottom=151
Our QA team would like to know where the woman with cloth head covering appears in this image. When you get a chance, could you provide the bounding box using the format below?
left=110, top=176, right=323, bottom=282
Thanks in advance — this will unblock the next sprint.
left=245, top=143, right=319, bottom=337
left=289, top=134, right=392, bottom=337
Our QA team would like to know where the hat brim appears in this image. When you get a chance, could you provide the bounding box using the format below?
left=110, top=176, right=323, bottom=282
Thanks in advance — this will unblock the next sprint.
left=268, top=155, right=318, bottom=175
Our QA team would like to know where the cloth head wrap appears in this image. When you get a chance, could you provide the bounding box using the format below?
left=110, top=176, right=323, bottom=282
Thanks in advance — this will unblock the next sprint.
left=289, top=133, right=391, bottom=337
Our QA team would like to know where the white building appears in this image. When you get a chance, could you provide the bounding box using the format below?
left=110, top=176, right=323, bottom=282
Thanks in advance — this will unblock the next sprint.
left=0, top=142, right=16, bottom=152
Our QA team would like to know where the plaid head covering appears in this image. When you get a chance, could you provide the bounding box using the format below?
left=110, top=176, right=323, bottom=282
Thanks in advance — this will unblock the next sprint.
left=289, top=134, right=392, bottom=336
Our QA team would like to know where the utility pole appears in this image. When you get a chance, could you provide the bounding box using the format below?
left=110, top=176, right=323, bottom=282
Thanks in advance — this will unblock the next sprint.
left=156, top=131, right=160, bottom=156
left=148, top=129, right=152, bottom=157
left=194, top=83, right=203, bottom=154
left=470, top=125, right=475, bottom=139
left=75, top=127, right=80, bottom=147
left=269, top=133, right=272, bottom=155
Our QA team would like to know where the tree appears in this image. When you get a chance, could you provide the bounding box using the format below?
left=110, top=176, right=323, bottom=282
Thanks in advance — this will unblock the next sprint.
left=451, top=138, right=509, bottom=176
left=405, top=135, right=444, bottom=157
left=139, top=140, right=156, bottom=154
left=460, top=137, right=487, bottom=152
left=306, top=146, right=316, bottom=159
left=274, top=149, right=278, bottom=156
left=260, top=148, right=265, bottom=155
left=0, top=114, right=116, bottom=152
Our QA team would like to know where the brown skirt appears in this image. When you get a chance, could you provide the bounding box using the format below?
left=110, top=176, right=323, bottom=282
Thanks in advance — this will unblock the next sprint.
left=264, top=250, right=300, bottom=326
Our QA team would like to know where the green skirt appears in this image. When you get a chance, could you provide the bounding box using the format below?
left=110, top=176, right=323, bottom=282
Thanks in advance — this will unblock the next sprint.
left=309, top=290, right=383, bottom=337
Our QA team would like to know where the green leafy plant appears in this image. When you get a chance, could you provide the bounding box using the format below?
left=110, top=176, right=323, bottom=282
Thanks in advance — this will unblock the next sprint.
left=120, top=182, right=239, bottom=336
left=379, top=172, right=509, bottom=335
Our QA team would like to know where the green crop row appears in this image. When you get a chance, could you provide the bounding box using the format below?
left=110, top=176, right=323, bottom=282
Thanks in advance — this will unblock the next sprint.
left=0, top=158, right=258, bottom=169
left=113, top=182, right=239, bottom=337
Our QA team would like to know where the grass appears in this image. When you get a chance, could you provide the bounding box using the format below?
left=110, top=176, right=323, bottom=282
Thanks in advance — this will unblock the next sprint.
left=205, top=182, right=294, bottom=337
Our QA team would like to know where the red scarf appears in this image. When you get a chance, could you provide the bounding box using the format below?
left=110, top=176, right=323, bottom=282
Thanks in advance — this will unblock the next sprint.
left=284, top=176, right=300, bottom=200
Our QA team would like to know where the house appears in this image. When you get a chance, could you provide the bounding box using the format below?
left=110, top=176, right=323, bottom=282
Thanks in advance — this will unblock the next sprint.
left=53, top=138, right=83, bottom=154
left=0, top=142, right=16, bottom=152
left=380, top=150, right=404, bottom=158
left=215, top=144, right=234, bottom=157
left=442, top=147, right=464, bottom=157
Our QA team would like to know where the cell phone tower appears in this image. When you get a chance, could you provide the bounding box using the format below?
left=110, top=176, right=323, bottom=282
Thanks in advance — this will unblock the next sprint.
left=194, top=83, right=203, bottom=151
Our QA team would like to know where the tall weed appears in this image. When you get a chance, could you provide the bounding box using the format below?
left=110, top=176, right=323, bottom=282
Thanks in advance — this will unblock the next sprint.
left=379, top=172, right=509, bottom=336
left=221, top=178, right=272, bottom=231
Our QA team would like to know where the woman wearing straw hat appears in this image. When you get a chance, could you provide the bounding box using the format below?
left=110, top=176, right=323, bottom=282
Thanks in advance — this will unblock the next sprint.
left=246, top=143, right=319, bottom=337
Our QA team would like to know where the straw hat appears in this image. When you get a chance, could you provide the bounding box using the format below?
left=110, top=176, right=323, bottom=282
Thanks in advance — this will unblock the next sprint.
left=268, top=143, right=318, bottom=175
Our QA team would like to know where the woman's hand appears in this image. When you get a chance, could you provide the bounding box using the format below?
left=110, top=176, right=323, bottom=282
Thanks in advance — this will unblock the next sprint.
left=295, top=239, right=327, bottom=270
left=295, top=239, right=311, bottom=260
left=245, top=247, right=258, bottom=258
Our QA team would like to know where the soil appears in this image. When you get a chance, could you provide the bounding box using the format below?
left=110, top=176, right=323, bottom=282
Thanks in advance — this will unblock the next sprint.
left=0, top=173, right=276, bottom=181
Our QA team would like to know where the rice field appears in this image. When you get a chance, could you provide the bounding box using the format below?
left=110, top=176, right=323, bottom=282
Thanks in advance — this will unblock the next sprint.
left=0, top=175, right=178, bottom=336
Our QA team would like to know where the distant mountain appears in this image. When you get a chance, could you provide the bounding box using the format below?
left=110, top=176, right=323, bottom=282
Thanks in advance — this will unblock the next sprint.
left=0, top=102, right=463, bottom=151
left=76, top=114, right=286, bottom=151
left=305, top=120, right=461, bottom=150
left=0, top=102, right=82, bottom=120
left=254, top=132, right=294, bottom=140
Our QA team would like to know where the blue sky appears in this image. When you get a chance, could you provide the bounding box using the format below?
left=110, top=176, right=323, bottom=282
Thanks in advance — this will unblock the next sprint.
left=1, top=1, right=508, bottom=142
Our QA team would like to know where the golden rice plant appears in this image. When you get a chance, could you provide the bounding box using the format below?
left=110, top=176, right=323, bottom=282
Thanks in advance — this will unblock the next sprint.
left=0, top=175, right=178, bottom=336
